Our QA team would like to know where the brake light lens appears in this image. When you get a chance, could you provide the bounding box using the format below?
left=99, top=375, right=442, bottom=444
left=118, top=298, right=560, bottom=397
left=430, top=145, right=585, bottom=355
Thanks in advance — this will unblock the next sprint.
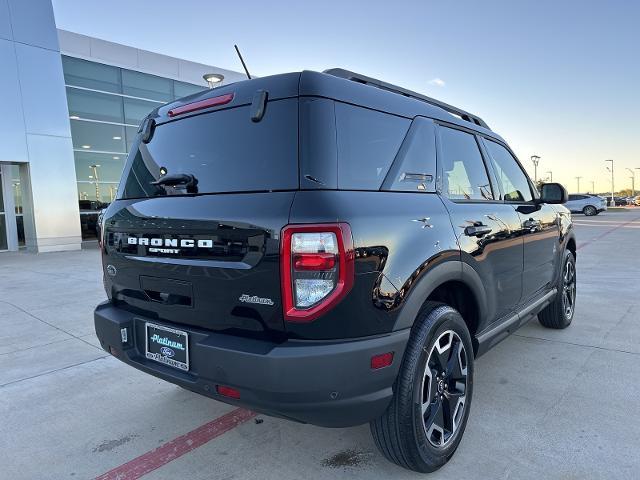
left=167, top=93, right=234, bottom=117
left=281, top=224, right=354, bottom=322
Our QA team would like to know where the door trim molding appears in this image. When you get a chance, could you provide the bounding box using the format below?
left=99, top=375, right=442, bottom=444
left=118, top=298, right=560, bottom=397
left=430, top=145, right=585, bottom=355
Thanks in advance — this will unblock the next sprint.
left=475, top=288, right=557, bottom=357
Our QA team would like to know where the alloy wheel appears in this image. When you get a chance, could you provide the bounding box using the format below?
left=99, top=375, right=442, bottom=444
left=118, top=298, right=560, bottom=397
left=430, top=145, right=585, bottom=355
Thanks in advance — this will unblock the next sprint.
left=421, top=330, right=468, bottom=448
left=562, top=259, right=576, bottom=319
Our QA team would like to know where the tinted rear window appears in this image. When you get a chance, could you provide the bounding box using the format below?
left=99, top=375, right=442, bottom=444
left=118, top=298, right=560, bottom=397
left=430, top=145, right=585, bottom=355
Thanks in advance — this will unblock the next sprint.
left=335, top=103, right=410, bottom=190
left=119, top=99, right=298, bottom=199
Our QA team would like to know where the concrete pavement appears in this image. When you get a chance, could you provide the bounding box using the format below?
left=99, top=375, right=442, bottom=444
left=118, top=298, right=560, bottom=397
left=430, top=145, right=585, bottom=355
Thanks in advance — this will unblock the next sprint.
left=1, top=210, right=639, bottom=479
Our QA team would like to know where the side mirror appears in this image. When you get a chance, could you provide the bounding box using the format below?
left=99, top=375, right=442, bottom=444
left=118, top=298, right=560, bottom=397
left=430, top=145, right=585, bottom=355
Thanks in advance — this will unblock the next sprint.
left=539, top=183, right=568, bottom=204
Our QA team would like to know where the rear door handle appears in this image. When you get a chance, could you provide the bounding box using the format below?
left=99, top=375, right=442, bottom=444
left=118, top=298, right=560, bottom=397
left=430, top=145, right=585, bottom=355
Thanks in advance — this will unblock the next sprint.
left=464, top=223, right=492, bottom=237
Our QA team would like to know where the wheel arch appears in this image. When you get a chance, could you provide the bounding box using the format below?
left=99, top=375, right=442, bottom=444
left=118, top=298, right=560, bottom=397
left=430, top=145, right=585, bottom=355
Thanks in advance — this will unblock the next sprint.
left=393, top=261, right=488, bottom=355
left=566, top=236, right=577, bottom=259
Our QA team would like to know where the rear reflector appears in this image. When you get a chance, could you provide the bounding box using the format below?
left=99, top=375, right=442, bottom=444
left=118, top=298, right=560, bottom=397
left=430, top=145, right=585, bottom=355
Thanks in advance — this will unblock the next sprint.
left=293, top=252, right=337, bottom=271
left=216, top=385, right=241, bottom=399
left=371, top=352, right=394, bottom=370
left=168, top=93, right=234, bottom=117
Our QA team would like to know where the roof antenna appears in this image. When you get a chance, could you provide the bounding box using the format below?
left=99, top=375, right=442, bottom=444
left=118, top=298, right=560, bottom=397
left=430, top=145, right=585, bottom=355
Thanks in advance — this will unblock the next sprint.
left=234, top=45, right=252, bottom=80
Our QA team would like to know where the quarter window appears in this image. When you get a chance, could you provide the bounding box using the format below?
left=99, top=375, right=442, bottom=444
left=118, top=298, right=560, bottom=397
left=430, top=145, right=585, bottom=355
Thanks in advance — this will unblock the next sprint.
left=439, top=127, right=493, bottom=200
left=484, top=140, right=533, bottom=202
left=335, top=103, right=410, bottom=190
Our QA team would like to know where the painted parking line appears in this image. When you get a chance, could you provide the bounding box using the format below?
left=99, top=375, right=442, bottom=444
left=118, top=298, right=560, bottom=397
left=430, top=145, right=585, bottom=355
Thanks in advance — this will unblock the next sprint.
left=95, top=408, right=256, bottom=480
left=573, top=222, right=640, bottom=228
left=577, top=216, right=640, bottom=250
left=573, top=219, right=640, bottom=224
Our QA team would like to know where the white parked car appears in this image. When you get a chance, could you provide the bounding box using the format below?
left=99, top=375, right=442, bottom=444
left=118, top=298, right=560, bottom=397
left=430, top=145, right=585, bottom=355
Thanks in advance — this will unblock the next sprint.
left=565, top=194, right=608, bottom=216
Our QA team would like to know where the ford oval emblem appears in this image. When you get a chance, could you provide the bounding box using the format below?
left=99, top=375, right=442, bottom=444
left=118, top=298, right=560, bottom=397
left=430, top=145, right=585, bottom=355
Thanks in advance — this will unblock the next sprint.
left=106, top=264, right=117, bottom=277
left=160, top=346, right=175, bottom=358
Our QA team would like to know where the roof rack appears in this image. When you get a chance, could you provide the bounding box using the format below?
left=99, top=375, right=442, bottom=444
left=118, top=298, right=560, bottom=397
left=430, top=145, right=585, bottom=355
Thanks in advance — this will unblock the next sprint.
left=323, top=68, right=490, bottom=130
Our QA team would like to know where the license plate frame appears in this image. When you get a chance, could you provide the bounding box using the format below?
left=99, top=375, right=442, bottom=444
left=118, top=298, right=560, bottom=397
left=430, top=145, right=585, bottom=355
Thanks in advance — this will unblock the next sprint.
left=145, top=322, right=189, bottom=371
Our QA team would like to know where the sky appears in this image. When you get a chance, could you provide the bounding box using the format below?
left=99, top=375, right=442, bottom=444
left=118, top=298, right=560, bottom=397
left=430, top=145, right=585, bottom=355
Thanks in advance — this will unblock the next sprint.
left=52, top=0, right=640, bottom=194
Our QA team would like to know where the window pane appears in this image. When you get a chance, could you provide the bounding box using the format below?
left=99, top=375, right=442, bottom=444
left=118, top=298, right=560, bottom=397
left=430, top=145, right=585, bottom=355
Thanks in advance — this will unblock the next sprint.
left=77, top=183, right=119, bottom=204
left=122, top=70, right=172, bottom=101
left=125, top=126, right=138, bottom=152
left=123, top=98, right=158, bottom=125
left=70, top=119, right=126, bottom=152
left=174, top=81, right=206, bottom=99
left=0, top=173, right=4, bottom=213
left=0, top=216, right=7, bottom=250
left=16, top=215, right=24, bottom=246
left=121, top=99, right=298, bottom=199
left=484, top=140, right=533, bottom=202
left=385, top=118, right=437, bottom=192
left=439, top=127, right=493, bottom=200
left=335, top=103, right=410, bottom=190
left=10, top=165, right=22, bottom=214
left=67, top=87, right=124, bottom=123
left=74, top=151, right=126, bottom=183
left=62, top=56, right=121, bottom=93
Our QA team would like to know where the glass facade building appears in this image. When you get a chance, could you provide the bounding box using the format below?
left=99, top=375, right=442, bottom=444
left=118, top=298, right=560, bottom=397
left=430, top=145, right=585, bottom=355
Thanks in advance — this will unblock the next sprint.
left=0, top=1, right=244, bottom=253
left=61, top=56, right=208, bottom=238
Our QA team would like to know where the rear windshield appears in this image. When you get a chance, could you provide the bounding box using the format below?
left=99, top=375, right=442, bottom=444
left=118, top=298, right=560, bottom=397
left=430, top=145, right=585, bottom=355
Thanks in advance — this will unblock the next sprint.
left=119, top=98, right=298, bottom=199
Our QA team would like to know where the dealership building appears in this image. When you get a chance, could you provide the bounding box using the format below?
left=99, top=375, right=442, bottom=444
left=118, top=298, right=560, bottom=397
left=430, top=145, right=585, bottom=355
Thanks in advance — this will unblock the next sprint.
left=0, top=0, right=245, bottom=252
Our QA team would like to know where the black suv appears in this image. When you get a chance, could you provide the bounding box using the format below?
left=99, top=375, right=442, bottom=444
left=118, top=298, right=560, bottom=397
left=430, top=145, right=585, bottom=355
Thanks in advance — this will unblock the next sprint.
left=95, top=69, right=576, bottom=473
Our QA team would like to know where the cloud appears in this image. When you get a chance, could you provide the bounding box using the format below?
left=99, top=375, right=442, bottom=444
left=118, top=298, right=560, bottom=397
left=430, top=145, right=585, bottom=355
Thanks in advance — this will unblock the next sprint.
left=428, top=78, right=446, bottom=87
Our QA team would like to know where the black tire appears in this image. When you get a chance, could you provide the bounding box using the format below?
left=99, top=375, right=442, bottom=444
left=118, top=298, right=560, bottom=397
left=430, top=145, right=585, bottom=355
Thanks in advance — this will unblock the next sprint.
left=583, top=205, right=597, bottom=216
left=370, top=303, right=474, bottom=473
left=538, top=249, right=576, bottom=329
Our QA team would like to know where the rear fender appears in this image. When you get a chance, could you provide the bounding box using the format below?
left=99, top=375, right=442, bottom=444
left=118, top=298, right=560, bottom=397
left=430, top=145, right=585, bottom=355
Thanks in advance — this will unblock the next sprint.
left=393, top=260, right=488, bottom=332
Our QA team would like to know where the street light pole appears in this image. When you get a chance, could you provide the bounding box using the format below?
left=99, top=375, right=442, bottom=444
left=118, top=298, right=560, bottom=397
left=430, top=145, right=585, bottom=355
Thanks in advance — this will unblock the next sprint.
left=590, top=180, right=595, bottom=194
left=575, top=176, right=582, bottom=193
left=531, top=155, right=540, bottom=182
left=605, top=159, right=614, bottom=206
left=90, top=164, right=101, bottom=202
left=626, top=168, right=635, bottom=198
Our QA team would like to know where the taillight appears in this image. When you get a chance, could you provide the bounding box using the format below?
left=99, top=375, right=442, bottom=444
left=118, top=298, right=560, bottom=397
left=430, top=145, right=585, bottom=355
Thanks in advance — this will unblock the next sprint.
left=281, top=223, right=354, bottom=323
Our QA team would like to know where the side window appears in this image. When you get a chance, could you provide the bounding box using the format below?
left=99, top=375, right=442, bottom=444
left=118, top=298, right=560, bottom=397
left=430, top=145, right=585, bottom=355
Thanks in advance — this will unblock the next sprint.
left=439, top=127, right=494, bottom=200
left=335, top=102, right=410, bottom=190
left=484, top=139, right=533, bottom=202
left=383, top=117, right=437, bottom=192
left=568, top=194, right=578, bottom=201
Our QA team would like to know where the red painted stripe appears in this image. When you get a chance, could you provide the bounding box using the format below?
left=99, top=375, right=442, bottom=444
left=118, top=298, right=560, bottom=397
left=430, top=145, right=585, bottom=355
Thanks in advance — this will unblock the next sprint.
left=577, top=216, right=640, bottom=250
left=95, top=408, right=255, bottom=480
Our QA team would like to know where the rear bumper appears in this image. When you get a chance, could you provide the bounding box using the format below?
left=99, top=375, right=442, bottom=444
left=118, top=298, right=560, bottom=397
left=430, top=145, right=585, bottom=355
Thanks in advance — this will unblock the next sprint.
left=94, top=301, right=409, bottom=427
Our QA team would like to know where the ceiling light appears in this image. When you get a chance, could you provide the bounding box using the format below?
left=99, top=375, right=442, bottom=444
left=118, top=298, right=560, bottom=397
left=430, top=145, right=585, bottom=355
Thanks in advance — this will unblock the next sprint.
left=203, top=73, right=224, bottom=89
left=69, top=115, right=80, bottom=120
left=113, top=156, right=120, bottom=160
left=113, top=136, right=122, bottom=140
left=81, top=145, right=91, bottom=149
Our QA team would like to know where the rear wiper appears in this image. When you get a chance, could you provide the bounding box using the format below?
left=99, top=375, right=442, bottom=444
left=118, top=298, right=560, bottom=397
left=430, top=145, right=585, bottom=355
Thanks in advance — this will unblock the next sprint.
left=151, top=173, right=199, bottom=194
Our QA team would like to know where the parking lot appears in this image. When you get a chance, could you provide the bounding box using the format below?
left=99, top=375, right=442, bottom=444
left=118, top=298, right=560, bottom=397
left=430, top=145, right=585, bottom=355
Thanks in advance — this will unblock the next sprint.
left=1, top=209, right=639, bottom=479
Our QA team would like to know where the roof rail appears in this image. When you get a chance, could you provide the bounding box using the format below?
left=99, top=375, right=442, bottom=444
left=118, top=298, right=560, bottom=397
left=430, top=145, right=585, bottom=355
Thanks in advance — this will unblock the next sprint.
left=323, top=68, right=490, bottom=130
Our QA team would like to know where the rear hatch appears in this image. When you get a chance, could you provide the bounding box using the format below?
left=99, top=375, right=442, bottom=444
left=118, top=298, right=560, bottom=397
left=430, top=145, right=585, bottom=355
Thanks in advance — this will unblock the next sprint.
left=101, top=74, right=300, bottom=341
